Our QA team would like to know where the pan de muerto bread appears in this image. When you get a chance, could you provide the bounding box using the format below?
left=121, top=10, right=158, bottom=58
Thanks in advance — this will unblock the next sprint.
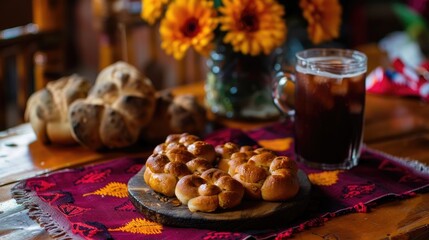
left=216, top=143, right=300, bottom=201
left=68, top=61, right=156, bottom=150
left=175, top=168, right=245, bottom=212
left=144, top=133, right=217, bottom=197
left=25, top=74, right=91, bottom=145
left=143, top=91, right=207, bottom=142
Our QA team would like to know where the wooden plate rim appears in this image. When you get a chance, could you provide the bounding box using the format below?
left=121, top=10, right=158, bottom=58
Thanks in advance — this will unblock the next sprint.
left=128, top=166, right=312, bottom=230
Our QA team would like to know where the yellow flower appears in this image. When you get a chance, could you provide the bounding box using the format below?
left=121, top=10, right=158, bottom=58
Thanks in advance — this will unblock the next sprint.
left=300, top=0, right=342, bottom=45
left=141, top=0, right=169, bottom=25
left=219, top=0, right=286, bottom=56
left=159, top=0, right=218, bottom=60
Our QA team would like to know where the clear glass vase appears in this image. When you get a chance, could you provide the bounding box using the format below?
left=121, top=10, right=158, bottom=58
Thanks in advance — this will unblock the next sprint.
left=205, top=44, right=280, bottom=120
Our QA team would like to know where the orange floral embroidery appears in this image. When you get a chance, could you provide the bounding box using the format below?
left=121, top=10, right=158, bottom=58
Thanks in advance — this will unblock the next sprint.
left=257, top=137, right=293, bottom=151
left=308, top=170, right=342, bottom=186
left=108, top=218, right=163, bottom=235
left=83, top=182, right=128, bottom=198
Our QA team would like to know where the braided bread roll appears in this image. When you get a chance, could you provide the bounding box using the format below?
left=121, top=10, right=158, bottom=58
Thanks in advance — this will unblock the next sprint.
left=144, top=133, right=216, bottom=197
left=69, top=61, right=156, bottom=150
left=175, top=168, right=245, bottom=212
left=216, top=142, right=300, bottom=201
left=216, top=143, right=254, bottom=175
left=25, top=75, right=90, bottom=145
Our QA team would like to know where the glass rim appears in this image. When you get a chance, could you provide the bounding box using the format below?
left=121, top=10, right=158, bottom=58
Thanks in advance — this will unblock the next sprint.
left=295, top=48, right=367, bottom=74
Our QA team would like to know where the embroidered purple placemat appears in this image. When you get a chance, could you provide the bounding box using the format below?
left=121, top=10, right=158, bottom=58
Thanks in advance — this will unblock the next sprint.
left=12, top=122, right=429, bottom=240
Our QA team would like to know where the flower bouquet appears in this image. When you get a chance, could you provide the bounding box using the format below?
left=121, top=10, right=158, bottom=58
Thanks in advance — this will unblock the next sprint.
left=141, top=0, right=342, bottom=119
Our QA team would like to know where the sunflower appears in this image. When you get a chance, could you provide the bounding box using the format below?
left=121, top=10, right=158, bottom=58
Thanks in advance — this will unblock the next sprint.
left=300, top=0, right=342, bottom=45
left=218, top=0, right=286, bottom=56
left=159, top=0, right=218, bottom=60
left=141, top=0, right=169, bottom=25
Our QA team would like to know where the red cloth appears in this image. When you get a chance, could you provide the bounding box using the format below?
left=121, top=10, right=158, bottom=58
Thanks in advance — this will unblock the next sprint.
left=366, top=58, right=429, bottom=101
left=12, top=122, right=429, bottom=239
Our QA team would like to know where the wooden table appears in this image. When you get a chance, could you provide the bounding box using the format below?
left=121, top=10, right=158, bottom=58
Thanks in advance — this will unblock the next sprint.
left=1, top=82, right=429, bottom=239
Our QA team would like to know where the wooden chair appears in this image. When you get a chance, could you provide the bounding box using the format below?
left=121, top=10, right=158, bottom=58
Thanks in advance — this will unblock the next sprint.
left=0, top=0, right=67, bottom=130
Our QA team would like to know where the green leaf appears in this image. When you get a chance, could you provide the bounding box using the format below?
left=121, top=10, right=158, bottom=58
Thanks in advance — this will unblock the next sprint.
left=392, top=3, right=428, bottom=39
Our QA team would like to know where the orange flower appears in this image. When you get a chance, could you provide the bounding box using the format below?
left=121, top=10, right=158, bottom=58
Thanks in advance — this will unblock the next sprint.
left=219, top=0, right=286, bottom=56
left=159, top=0, right=218, bottom=59
left=141, top=0, right=169, bottom=25
left=300, top=0, right=342, bottom=45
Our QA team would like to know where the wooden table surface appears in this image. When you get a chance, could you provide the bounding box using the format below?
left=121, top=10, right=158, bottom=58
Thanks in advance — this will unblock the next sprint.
left=1, top=81, right=429, bottom=240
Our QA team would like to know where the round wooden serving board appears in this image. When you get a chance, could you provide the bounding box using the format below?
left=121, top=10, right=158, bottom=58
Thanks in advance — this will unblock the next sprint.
left=128, top=167, right=312, bottom=230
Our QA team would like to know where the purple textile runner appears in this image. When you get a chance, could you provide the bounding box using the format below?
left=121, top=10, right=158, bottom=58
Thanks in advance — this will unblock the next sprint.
left=12, top=122, right=429, bottom=240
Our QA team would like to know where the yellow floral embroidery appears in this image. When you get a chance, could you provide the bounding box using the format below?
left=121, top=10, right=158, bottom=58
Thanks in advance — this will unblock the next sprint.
left=83, top=182, right=128, bottom=198
left=109, top=218, right=163, bottom=235
left=308, top=170, right=342, bottom=186
left=257, top=138, right=293, bottom=151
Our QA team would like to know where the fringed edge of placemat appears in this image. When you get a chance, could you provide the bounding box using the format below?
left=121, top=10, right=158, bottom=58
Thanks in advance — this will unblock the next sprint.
left=11, top=180, right=76, bottom=240
left=269, top=147, right=429, bottom=240
left=271, top=191, right=427, bottom=240
left=363, top=145, right=429, bottom=175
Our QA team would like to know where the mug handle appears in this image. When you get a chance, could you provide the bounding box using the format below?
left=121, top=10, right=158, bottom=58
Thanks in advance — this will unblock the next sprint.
left=273, top=69, right=296, bottom=118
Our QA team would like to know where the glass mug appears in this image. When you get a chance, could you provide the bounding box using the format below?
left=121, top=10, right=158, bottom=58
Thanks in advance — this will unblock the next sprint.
left=273, top=48, right=367, bottom=170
